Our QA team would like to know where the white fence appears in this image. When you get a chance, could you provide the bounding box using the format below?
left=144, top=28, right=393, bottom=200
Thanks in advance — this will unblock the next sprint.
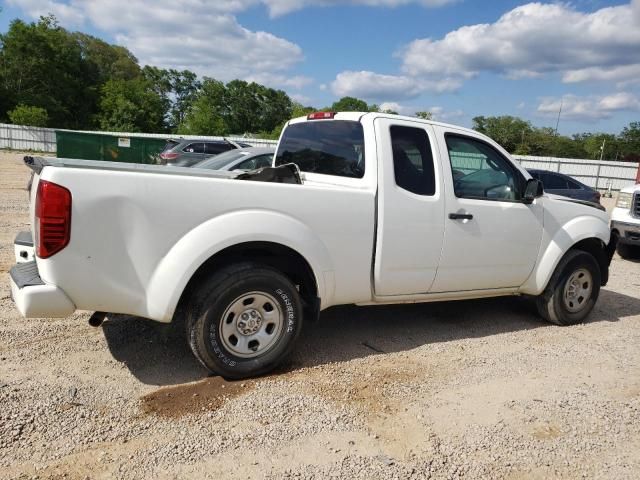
left=0, top=123, right=57, bottom=152
left=513, top=155, right=639, bottom=191
left=67, top=128, right=279, bottom=148
left=0, top=123, right=278, bottom=152
left=1, top=123, right=638, bottom=190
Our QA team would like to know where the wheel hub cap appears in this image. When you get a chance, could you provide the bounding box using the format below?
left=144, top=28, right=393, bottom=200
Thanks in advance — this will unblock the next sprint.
left=218, top=291, right=284, bottom=359
left=237, top=309, right=263, bottom=335
left=563, top=268, right=593, bottom=313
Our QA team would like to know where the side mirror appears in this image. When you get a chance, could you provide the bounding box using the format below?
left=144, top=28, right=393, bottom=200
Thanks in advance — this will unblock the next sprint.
left=523, top=178, right=544, bottom=204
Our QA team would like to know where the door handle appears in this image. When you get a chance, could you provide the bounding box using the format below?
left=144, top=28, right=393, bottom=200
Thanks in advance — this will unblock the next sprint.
left=448, top=212, right=473, bottom=220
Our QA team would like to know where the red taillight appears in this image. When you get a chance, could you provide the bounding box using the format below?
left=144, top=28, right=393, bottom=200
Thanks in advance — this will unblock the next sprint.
left=307, top=112, right=336, bottom=120
left=160, top=152, right=179, bottom=160
left=35, top=180, right=71, bottom=259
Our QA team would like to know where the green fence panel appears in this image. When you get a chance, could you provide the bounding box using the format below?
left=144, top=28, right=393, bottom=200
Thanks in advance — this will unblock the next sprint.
left=56, top=131, right=167, bottom=164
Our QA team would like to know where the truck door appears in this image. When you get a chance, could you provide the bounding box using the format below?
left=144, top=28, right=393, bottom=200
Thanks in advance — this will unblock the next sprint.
left=373, top=117, right=445, bottom=296
left=430, top=129, right=543, bottom=292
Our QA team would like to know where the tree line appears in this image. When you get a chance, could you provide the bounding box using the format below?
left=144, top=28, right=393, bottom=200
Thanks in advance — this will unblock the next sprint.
left=0, top=15, right=638, bottom=160
left=472, top=116, right=640, bottom=163
left=0, top=16, right=295, bottom=137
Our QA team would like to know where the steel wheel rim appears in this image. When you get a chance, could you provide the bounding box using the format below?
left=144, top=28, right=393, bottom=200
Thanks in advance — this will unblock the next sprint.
left=563, top=268, right=593, bottom=313
left=218, top=291, right=283, bottom=358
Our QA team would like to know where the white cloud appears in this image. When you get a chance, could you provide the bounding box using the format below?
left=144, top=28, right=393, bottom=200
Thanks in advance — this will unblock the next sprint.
left=562, top=64, right=640, bottom=87
left=290, top=93, right=313, bottom=105
left=245, top=73, right=313, bottom=90
left=7, top=0, right=85, bottom=25
left=379, top=101, right=407, bottom=113
left=330, top=70, right=461, bottom=100
left=537, top=92, right=640, bottom=121
left=261, top=0, right=456, bottom=17
left=428, top=106, right=464, bottom=121
left=377, top=102, right=464, bottom=122
left=400, top=2, right=640, bottom=85
left=9, top=0, right=305, bottom=87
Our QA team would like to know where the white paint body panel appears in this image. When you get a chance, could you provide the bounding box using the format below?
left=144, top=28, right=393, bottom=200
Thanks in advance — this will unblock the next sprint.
left=373, top=117, right=445, bottom=295
left=611, top=183, right=640, bottom=226
left=10, top=277, right=75, bottom=318
left=430, top=127, right=544, bottom=292
left=11, top=112, right=611, bottom=321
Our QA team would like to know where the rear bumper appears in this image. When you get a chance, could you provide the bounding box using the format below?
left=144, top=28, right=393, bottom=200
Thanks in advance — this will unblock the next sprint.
left=611, top=220, right=640, bottom=246
left=14, top=231, right=35, bottom=263
left=9, top=261, right=75, bottom=318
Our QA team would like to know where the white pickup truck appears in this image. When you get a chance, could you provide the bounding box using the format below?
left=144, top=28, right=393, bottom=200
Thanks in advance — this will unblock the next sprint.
left=10, top=112, right=616, bottom=378
left=611, top=183, right=640, bottom=258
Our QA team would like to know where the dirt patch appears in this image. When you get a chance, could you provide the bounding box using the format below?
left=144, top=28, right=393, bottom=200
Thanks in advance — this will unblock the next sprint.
left=532, top=424, right=563, bottom=440
left=140, top=376, right=255, bottom=418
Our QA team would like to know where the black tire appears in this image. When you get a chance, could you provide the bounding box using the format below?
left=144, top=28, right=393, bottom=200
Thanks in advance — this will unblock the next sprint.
left=536, top=250, right=601, bottom=326
left=616, top=242, right=639, bottom=260
left=186, top=263, right=303, bottom=379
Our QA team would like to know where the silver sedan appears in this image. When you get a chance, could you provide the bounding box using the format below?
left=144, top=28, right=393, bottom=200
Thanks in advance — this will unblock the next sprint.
left=192, top=147, right=275, bottom=171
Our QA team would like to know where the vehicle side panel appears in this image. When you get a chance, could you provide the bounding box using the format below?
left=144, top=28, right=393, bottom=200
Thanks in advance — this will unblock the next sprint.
left=519, top=197, right=610, bottom=295
left=37, top=167, right=376, bottom=321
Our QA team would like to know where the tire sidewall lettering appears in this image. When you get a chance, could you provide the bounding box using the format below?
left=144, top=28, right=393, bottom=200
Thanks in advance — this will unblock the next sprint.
left=276, top=288, right=297, bottom=333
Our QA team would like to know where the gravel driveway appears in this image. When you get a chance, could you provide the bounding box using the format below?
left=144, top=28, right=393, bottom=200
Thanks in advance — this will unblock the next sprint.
left=1, top=151, right=639, bottom=479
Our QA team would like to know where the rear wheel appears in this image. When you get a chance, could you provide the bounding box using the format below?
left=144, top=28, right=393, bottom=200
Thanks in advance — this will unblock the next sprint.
left=536, top=250, right=601, bottom=326
left=187, top=263, right=303, bottom=379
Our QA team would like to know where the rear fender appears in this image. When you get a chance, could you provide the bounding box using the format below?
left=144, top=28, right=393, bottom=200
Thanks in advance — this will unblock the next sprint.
left=145, top=210, right=333, bottom=322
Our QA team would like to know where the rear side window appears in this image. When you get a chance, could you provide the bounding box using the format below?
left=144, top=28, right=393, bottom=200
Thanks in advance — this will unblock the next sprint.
left=237, top=155, right=273, bottom=170
left=566, top=178, right=582, bottom=190
left=204, top=142, right=233, bottom=155
left=540, top=173, right=568, bottom=189
left=183, top=143, right=204, bottom=154
left=275, top=121, right=365, bottom=178
left=162, top=140, right=180, bottom=152
left=390, top=126, right=435, bottom=196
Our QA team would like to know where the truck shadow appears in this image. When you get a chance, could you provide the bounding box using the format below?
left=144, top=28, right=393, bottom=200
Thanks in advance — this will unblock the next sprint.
left=102, top=288, right=640, bottom=386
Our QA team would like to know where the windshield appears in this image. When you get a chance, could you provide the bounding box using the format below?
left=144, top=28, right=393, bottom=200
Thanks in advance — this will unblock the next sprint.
left=275, top=120, right=365, bottom=178
left=194, top=150, right=249, bottom=169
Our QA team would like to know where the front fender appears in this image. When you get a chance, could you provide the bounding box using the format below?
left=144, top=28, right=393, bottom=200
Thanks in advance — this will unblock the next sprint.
left=519, top=215, right=610, bottom=296
left=145, top=209, right=334, bottom=322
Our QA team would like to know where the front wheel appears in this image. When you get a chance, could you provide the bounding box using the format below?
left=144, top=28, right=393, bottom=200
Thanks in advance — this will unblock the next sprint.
left=616, top=242, right=640, bottom=260
left=187, top=263, right=303, bottom=379
left=536, top=250, right=601, bottom=326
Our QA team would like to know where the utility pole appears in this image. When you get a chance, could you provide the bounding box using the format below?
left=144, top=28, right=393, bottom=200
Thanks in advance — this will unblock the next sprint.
left=599, top=138, right=606, bottom=161
left=554, top=98, right=563, bottom=137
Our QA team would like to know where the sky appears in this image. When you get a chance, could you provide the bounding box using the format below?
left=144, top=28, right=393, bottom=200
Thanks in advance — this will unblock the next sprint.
left=1, top=0, right=639, bottom=135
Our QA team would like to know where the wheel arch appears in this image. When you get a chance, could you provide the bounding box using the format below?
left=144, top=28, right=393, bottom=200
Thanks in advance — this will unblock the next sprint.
left=175, top=241, right=320, bottom=321
left=520, top=215, right=610, bottom=295
left=144, top=210, right=333, bottom=323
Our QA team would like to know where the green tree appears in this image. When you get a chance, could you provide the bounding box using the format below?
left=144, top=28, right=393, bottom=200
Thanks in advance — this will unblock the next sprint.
left=415, top=111, right=433, bottom=120
left=142, top=67, right=201, bottom=131
left=618, top=122, right=640, bottom=161
left=98, top=77, right=164, bottom=132
left=330, top=96, right=370, bottom=112
left=8, top=104, right=48, bottom=126
left=177, top=78, right=227, bottom=135
left=74, top=32, right=140, bottom=83
left=169, top=69, right=201, bottom=130
left=222, top=80, right=292, bottom=134
left=0, top=16, right=96, bottom=128
left=261, top=102, right=315, bottom=140
left=472, top=115, right=535, bottom=153
left=583, top=133, right=618, bottom=160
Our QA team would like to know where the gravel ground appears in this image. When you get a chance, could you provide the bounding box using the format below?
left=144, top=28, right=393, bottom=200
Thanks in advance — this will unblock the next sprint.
left=1, top=151, right=639, bottom=479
